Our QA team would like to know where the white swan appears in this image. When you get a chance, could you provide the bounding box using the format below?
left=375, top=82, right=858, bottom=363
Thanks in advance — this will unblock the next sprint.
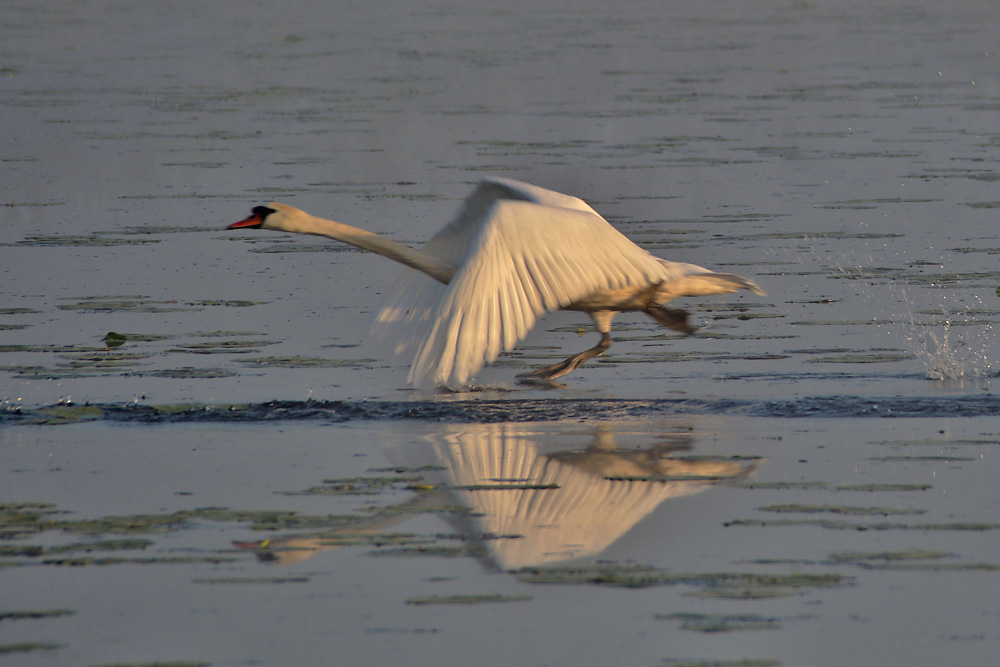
left=229, top=177, right=764, bottom=387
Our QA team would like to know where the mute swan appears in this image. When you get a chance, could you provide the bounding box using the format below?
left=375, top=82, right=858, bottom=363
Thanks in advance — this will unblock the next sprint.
left=228, top=177, right=764, bottom=387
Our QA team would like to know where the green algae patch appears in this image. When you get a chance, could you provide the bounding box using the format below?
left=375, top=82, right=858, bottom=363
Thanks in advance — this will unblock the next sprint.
left=0, top=539, right=150, bottom=558
left=726, top=518, right=1000, bottom=531
left=871, top=438, right=998, bottom=447
left=88, top=661, right=209, bottom=667
left=856, top=562, right=1000, bottom=572
left=687, top=586, right=799, bottom=600
left=370, top=546, right=469, bottom=558
left=238, top=356, right=378, bottom=368
left=661, top=660, right=779, bottom=667
left=828, top=549, right=952, bottom=563
left=406, top=594, right=532, bottom=606
left=57, top=296, right=200, bottom=313
left=0, top=308, right=40, bottom=315
left=290, top=476, right=426, bottom=496
left=657, top=612, right=780, bottom=632
left=730, top=481, right=827, bottom=490
left=0, top=344, right=105, bottom=354
left=758, top=504, right=926, bottom=516
left=171, top=340, right=275, bottom=353
left=6, top=234, right=160, bottom=247
left=0, top=609, right=75, bottom=621
left=22, top=404, right=105, bottom=425
left=836, top=483, right=932, bottom=492
left=313, top=533, right=433, bottom=549
left=515, top=564, right=844, bottom=592
left=868, top=455, right=974, bottom=462
left=102, top=331, right=173, bottom=346
left=41, top=555, right=239, bottom=567
left=452, top=483, right=560, bottom=490
left=0, top=641, right=63, bottom=654
left=193, top=576, right=310, bottom=585
left=103, top=331, right=128, bottom=347
left=806, top=352, right=913, bottom=364
left=150, top=368, right=237, bottom=379
left=186, top=300, right=266, bottom=308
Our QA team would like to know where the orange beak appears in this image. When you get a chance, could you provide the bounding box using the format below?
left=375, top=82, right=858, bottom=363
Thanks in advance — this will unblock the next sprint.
left=228, top=210, right=265, bottom=229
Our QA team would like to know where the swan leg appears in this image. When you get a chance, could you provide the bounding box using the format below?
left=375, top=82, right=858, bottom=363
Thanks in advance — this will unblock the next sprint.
left=646, top=306, right=696, bottom=334
left=516, top=311, right=615, bottom=382
left=516, top=332, right=612, bottom=382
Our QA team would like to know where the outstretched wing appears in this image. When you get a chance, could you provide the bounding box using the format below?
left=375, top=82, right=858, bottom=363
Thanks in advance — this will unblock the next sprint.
left=376, top=186, right=669, bottom=386
left=372, top=177, right=605, bottom=366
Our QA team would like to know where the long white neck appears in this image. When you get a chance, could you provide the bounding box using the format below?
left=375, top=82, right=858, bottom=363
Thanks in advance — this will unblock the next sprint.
left=271, top=207, right=455, bottom=285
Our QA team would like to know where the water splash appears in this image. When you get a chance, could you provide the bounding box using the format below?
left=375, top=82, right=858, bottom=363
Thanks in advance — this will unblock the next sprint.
left=903, top=298, right=996, bottom=381
left=808, top=239, right=998, bottom=382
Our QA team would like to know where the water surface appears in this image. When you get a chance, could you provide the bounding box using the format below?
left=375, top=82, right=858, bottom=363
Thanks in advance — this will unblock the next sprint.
left=2, top=0, right=999, bottom=665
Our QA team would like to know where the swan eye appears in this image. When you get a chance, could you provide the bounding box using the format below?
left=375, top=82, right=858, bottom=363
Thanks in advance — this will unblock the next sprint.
left=252, top=205, right=277, bottom=219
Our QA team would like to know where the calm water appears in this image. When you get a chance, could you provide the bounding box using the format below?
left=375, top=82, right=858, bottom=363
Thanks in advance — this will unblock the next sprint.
left=2, top=0, right=999, bottom=665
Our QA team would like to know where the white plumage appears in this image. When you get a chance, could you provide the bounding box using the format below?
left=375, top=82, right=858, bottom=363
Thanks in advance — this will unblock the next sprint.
left=229, top=177, right=764, bottom=387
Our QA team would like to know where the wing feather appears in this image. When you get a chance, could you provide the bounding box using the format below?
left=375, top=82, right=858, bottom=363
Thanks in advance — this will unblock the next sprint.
left=406, top=198, right=668, bottom=385
left=371, top=177, right=725, bottom=387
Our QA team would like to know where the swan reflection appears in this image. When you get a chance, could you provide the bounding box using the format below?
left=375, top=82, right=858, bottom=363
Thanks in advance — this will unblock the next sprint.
left=238, top=423, right=759, bottom=569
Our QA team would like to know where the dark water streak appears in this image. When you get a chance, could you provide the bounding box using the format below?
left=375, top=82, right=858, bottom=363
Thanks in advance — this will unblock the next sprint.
left=6, top=394, right=999, bottom=425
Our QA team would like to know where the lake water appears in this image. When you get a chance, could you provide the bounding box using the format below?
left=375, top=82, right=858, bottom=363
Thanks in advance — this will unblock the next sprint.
left=2, top=0, right=999, bottom=665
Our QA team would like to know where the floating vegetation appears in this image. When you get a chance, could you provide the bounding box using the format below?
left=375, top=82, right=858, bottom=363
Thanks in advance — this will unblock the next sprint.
left=238, top=356, right=377, bottom=368
left=835, top=483, right=932, bottom=492
left=170, top=340, right=275, bottom=353
left=86, top=662, right=209, bottom=667
left=370, top=546, right=469, bottom=558
left=41, top=555, right=239, bottom=567
left=828, top=549, right=952, bottom=563
left=288, top=476, right=424, bottom=496
left=9, top=395, right=1000, bottom=426
left=806, top=352, right=913, bottom=364
left=250, top=243, right=358, bottom=254
left=514, top=563, right=844, bottom=594
left=868, top=455, right=974, bottom=462
left=103, top=331, right=127, bottom=348
left=757, top=504, right=926, bottom=516
left=4, top=234, right=160, bottom=247
left=102, top=331, right=172, bottom=344
left=1, top=539, right=152, bottom=558
left=0, top=504, right=363, bottom=542
left=368, top=465, right=447, bottom=474
left=0, top=307, right=39, bottom=315
left=312, top=533, right=436, bottom=549
left=0, top=609, right=75, bottom=621
left=656, top=612, right=781, bottom=632
left=57, top=296, right=200, bottom=313
left=187, top=300, right=266, bottom=308
left=0, top=641, right=63, bottom=654
left=193, top=577, right=310, bottom=585
left=405, top=594, right=532, bottom=606
left=55, top=296, right=265, bottom=313
left=871, top=439, right=998, bottom=447
left=661, top=659, right=779, bottom=667
left=452, top=483, right=559, bottom=491
left=0, top=343, right=105, bottom=353
left=730, top=481, right=827, bottom=490
left=19, top=405, right=105, bottom=425
left=149, top=368, right=237, bottom=379
left=726, top=518, right=999, bottom=531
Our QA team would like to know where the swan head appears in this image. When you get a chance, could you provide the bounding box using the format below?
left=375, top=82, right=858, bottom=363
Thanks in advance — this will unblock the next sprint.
left=228, top=202, right=304, bottom=231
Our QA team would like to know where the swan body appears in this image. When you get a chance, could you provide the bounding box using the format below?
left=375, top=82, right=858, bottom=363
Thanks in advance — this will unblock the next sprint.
left=229, top=177, right=764, bottom=387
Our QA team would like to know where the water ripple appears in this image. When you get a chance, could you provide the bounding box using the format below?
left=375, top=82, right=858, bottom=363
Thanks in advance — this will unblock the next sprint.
left=5, top=394, right=1000, bottom=425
